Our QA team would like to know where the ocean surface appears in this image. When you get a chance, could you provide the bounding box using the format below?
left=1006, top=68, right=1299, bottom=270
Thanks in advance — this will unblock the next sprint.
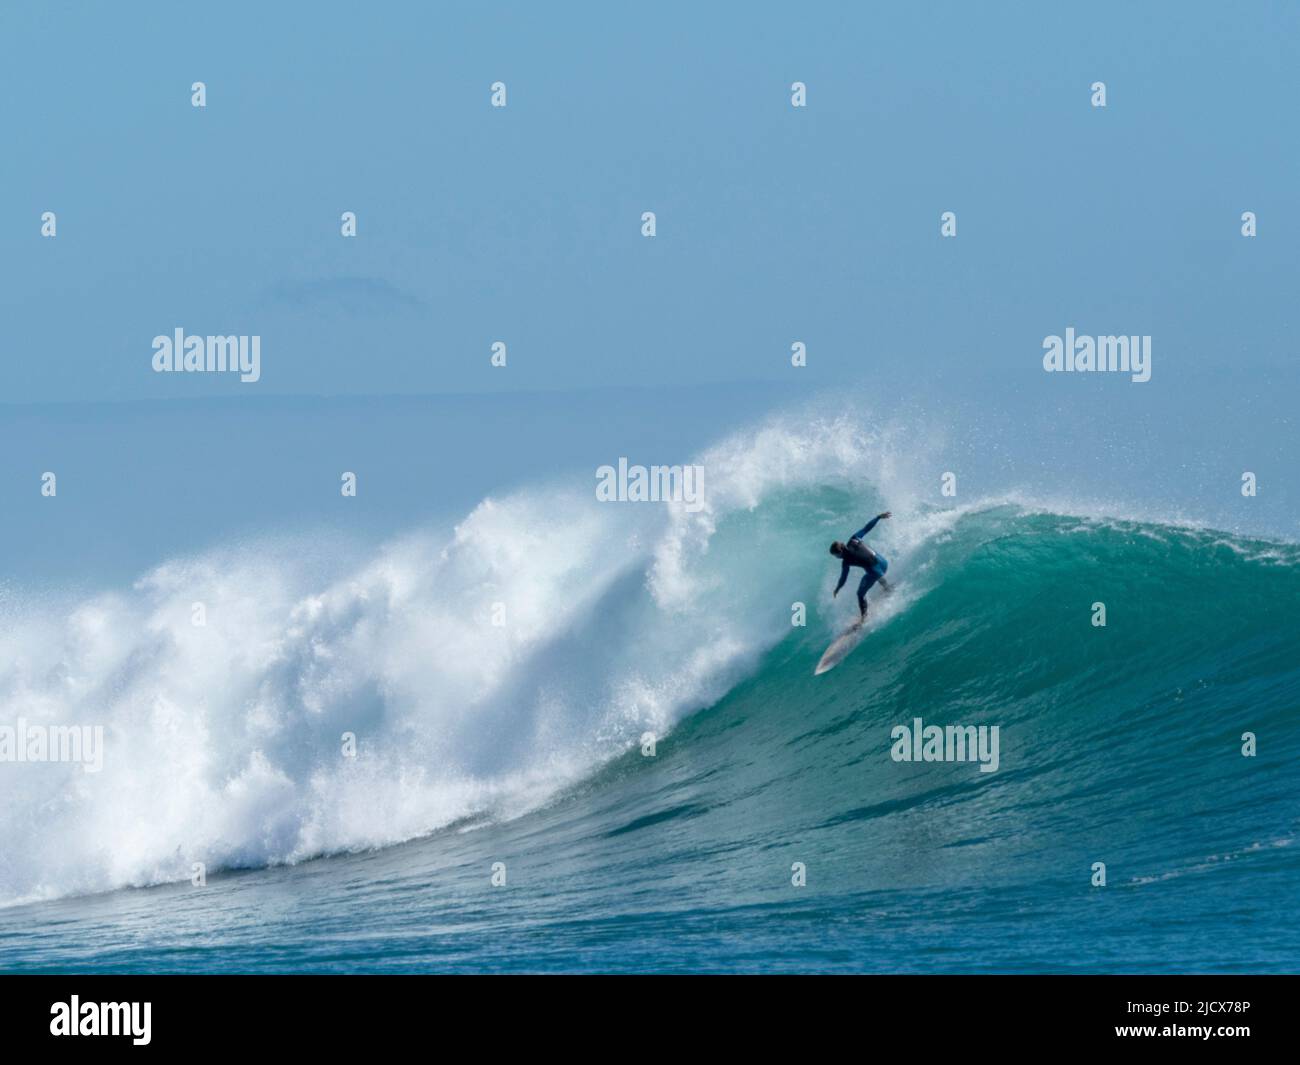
left=0, top=411, right=1297, bottom=973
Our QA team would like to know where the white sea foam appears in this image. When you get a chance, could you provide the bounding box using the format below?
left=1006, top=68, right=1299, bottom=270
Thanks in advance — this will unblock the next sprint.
left=0, top=413, right=925, bottom=906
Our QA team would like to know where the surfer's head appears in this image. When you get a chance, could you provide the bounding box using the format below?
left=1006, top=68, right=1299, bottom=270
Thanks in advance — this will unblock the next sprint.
left=830, top=541, right=844, bottom=558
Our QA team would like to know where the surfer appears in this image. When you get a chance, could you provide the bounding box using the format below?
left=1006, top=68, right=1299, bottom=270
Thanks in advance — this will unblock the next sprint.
left=830, top=512, right=892, bottom=620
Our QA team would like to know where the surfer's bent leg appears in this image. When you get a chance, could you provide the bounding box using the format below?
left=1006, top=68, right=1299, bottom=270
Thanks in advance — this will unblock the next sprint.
left=856, top=569, right=880, bottom=617
left=874, top=556, right=890, bottom=594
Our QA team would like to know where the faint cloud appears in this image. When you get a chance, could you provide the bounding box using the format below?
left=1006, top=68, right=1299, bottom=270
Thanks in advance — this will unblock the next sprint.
left=257, top=276, right=425, bottom=316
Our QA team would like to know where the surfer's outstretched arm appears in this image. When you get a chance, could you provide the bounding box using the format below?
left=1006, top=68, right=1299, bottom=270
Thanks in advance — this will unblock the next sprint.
left=852, top=511, right=891, bottom=540
left=833, top=561, right=850, bottom=596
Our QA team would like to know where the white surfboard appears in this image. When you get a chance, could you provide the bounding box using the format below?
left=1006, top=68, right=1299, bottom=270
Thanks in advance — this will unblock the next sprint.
left=814, top=620, right=866, bottom=675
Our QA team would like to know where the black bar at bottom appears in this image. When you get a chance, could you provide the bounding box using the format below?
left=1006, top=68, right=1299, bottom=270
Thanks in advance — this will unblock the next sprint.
left=0, top=974, right=1290, bottom=1052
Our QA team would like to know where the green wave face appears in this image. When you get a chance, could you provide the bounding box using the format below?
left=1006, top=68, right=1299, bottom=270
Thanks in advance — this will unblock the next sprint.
left=553, top=501, right=1300, bottom=969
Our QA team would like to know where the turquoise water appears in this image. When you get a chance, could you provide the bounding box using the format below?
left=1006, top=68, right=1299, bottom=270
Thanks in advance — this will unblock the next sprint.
left=2, top=501, right=1296, bottom=972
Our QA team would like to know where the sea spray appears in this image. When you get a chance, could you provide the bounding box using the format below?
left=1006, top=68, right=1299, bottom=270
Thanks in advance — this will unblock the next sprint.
left=0, top=414, right=915, bottom=906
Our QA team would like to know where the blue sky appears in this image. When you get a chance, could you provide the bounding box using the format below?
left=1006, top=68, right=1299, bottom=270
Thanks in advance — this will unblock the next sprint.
left=2, top=1, right=1296, bottom=402
left=0, top=2, right=1294, bottom=584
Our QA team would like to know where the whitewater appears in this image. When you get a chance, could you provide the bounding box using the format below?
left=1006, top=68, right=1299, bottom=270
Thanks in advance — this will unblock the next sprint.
left=1, top=410, right=1297, bottom=973
left=0, top=414, right=909, bottom=904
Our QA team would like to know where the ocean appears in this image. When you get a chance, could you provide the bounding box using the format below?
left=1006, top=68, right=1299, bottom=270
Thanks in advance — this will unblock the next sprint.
left=1, top=406, right=1296, bottom=973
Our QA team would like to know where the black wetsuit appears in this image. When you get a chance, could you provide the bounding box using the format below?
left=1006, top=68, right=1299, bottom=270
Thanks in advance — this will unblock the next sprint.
left=833, top=516, right=890, bottom=615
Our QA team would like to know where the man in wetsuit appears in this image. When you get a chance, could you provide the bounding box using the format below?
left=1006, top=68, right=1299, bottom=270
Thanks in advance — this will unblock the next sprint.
left=830, top=512, right=892, bottom=620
